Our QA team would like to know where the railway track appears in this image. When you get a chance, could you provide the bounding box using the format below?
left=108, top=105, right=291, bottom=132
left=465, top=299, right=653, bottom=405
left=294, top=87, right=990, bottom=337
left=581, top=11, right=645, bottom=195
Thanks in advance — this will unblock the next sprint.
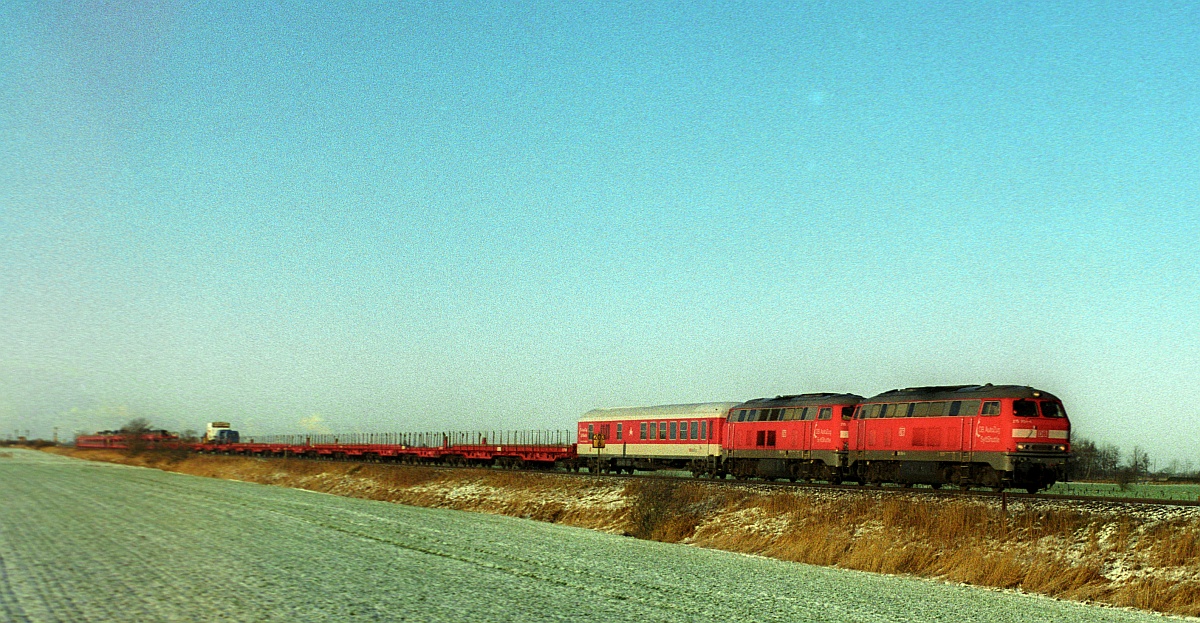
left=212, top=449, right=1200, bottom=509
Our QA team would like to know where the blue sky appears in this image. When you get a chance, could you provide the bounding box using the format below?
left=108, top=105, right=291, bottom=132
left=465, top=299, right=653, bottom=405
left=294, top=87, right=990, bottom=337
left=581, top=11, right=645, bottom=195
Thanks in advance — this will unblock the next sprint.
left=2, top=2, right=1198, bottom=465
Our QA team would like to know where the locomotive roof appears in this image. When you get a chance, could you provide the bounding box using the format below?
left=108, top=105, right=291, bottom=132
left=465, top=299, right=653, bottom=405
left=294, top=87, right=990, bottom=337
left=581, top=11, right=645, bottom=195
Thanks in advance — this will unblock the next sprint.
left=864, top=384, right=1060, bottom=403
left=582, top=402, right=741, bottom=421
left=734, top=393, right=863, bottom=409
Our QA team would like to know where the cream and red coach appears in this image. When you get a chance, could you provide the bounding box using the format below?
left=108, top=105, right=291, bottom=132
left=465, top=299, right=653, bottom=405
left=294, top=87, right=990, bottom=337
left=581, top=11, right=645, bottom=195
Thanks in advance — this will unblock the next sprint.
left=576, top=402, right=739, bottom=474
left=848, top=384, right=1069, bottom=492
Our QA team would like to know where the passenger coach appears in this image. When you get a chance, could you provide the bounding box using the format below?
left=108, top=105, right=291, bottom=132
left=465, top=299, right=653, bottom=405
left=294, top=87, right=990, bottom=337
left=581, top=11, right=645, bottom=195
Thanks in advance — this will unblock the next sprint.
left=576, top=402, right=738, bottom=474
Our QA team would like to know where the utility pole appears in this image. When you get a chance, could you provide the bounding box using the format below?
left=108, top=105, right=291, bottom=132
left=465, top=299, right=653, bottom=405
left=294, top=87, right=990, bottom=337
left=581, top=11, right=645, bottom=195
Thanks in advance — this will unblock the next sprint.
left=53, top=427, right=59, bottom=444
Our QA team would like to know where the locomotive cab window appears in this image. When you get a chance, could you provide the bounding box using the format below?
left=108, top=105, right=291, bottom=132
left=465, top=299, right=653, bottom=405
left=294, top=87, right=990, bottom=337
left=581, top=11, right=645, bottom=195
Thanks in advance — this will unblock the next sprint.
left=841, top=406, right=854, bottom=420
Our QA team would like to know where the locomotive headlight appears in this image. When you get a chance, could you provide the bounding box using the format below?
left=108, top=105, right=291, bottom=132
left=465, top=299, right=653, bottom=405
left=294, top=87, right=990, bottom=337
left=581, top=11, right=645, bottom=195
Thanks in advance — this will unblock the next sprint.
left=1016, top=443, right=1027, bottom=451
left=1057, top=445, right=1066, bottom=451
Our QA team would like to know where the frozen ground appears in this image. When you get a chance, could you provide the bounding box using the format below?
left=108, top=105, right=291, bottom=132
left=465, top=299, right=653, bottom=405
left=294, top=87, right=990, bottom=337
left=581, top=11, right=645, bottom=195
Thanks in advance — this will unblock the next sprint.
left=0, top=449, right=1190, bottom=622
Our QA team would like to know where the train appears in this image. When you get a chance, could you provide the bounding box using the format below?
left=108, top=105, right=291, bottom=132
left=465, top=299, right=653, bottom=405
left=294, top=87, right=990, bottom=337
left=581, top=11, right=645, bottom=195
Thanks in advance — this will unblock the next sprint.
left=73, top=384, right=1070, bottom=493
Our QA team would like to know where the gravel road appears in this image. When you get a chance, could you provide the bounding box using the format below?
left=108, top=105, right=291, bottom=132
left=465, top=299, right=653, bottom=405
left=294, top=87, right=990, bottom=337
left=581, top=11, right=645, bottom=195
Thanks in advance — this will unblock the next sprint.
left=0, top=449, right=1189, bottom=622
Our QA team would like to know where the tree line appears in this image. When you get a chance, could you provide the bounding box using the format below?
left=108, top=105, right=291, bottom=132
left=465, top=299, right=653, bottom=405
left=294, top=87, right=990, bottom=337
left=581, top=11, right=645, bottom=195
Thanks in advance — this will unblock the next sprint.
left=1069, top=436, right=1194, bottom=483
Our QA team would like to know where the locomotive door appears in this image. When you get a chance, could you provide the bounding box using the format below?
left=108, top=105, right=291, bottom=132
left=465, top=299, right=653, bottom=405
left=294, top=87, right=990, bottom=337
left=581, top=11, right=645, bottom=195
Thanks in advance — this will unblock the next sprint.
left=959, top=415, right=974, bottom=461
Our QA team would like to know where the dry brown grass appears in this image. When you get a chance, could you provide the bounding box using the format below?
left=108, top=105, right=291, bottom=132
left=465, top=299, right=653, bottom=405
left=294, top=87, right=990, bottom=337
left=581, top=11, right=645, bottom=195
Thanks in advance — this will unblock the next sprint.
left=47, top=447, right=1200, bottom=618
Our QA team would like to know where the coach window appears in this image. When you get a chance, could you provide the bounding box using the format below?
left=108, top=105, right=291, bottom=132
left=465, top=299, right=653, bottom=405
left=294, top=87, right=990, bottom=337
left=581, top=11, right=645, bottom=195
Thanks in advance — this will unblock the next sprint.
left=616, top=423, right=623, bottom=441
left=690, top=420, right=699, bottom=439
left=700, top=421, right=708, bottom=440
left=1013, top=400, right=1038, bottom=419
left=981, top=401, right=1001, bottom=416
left=640, top=423, right=647, bottom=440
left=670, top=421, right=678, bottom=440
left=648, top=422, right=656, bottom=440
left=818, top=407, right=832, bottom=420
left=588, top=424, right=594, bottom=440
left=659, top=422, right=668, bottom=439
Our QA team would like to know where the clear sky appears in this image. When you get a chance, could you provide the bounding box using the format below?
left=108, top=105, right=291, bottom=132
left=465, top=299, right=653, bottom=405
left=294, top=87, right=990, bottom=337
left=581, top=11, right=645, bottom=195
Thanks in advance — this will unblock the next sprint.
left=2, top=2, right=1198, bottom=464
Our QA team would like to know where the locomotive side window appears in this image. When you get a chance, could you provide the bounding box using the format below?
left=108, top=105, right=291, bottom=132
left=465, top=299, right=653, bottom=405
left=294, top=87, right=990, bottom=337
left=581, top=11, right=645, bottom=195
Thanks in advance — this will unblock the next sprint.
left=1013, top=400, right=1038, bottom=418
left=748, top=409, right=759, bottom=422
left=954, top=400, right=981, bottom=416
left=981, top=401, right=1001, bottom=416
left=690, top=420, right=699, bottom=439
left=797, top=407, right=810, bottom=421
left=782, top=408, right=796, bottom=421
left=766, top=408, right=779, bottom=421
left=911, top=402, right=931, bottom=418
left=1041, top=401, right=1066, bottom=418
left=736, top=410, right=747, bottom=422
left=818, top=407, right=832, bottom=420
left=640, top=423, right=647, bottom=440
left=670, top=421, right=678, bottom=440
left=659, top=422, right=668, bottom=439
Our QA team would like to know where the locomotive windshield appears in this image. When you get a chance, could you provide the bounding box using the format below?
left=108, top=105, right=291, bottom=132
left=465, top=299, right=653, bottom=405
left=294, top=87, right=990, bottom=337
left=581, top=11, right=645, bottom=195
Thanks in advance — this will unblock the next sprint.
left=1013, top=400, right=1039, bottom=418
left=1040, top=401, right=1067, bottom=418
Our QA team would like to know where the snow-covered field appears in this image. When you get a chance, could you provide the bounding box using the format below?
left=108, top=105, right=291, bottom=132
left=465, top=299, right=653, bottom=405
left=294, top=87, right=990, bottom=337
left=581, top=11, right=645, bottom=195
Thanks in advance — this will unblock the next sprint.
left=0, top=449, right=1189, bottom=622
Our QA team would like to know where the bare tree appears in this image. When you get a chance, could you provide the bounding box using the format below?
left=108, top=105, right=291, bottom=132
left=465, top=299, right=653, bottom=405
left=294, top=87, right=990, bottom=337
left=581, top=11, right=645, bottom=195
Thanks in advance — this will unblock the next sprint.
left=1129, top=446, right=1150, bottom=479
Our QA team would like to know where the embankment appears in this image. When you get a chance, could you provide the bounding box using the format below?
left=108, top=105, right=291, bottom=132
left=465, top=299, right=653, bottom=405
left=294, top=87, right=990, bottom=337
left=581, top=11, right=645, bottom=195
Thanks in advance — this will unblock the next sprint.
left=46, top=447, right=1200, bottom=617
